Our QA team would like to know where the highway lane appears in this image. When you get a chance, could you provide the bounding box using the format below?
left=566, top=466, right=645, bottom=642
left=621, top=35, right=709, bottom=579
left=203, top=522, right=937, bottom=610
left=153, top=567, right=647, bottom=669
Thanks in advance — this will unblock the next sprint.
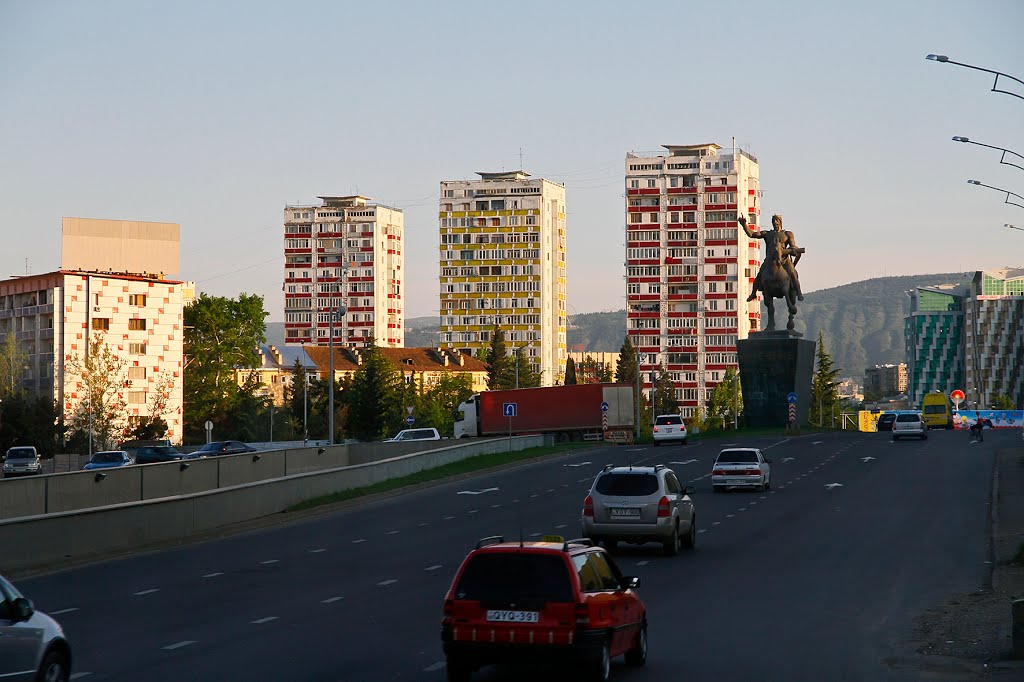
left=18, top=428, right=1001, bottom=681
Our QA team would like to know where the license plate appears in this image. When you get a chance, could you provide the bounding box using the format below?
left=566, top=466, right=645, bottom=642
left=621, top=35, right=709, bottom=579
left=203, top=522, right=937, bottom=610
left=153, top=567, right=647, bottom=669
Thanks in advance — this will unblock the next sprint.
left=610, top=508, right=640, bottom=517
left=726, top=479, right=744, bottom=485
left=486, top=610, right=539, bottom=623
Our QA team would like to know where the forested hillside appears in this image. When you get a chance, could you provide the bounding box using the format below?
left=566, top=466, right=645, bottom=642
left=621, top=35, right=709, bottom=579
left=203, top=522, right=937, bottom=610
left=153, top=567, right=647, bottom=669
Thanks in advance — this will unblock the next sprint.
left=266, top=272, right=972, bottom=381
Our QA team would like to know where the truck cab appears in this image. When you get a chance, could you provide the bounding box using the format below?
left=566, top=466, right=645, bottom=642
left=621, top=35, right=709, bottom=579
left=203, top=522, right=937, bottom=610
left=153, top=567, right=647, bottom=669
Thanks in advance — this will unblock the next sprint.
left=454, top=396, right=480, bottom=438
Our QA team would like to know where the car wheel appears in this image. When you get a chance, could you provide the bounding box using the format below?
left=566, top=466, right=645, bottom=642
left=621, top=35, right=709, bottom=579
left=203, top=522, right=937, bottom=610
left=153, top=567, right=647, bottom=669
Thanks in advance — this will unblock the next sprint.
left=681, top=517, right=696, bottom=549
left=625, top=622, right=648, bottom=667
left=765, top=474, right=771, bottom=490
left=663, top=522, right=680, bottom=556
left=445, top=656, right=472, bottom=682
left=682, top=438, right=688, bottom=446
left=36, top=649, right=70, bottom=682
left=590, top=638, right=611, bottom=682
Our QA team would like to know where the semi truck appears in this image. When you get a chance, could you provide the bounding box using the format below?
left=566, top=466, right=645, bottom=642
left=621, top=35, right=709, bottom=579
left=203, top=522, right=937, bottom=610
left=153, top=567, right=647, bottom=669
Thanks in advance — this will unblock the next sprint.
left=453, top=383, right=635, bottom=441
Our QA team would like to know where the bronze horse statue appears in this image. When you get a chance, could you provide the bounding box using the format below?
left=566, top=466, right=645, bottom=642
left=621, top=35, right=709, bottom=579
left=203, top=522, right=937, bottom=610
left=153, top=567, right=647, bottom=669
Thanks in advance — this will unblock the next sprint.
left=760, top=237, right=805, bottom=331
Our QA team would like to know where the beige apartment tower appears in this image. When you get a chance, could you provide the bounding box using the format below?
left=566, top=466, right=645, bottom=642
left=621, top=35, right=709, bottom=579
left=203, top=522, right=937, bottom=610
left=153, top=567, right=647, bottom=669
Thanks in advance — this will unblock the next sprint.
left=438, top=171, right=567, bottom=386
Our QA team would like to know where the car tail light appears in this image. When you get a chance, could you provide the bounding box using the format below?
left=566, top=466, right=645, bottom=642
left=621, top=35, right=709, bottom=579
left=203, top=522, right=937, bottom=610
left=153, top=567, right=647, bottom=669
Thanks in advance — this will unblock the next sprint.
left=583, top=495, right=594, bottom=517
left=713, top=469, right=726, bottom=476
left=653, top=426, right=659, bottom=432
left=657, top=496, right=670, bottom=517
left=575, top=603, right=590, bottom=625
left=746, top=469, right=760, bottom=476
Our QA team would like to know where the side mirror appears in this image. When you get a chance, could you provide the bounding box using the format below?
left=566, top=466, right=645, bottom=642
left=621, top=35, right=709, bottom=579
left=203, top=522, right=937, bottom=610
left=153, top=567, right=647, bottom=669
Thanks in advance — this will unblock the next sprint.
left=622, top=576, right=640, bottom=589
left=684, top=485, right=696, bottom=495
left=12, top=596, right=34, bottom=621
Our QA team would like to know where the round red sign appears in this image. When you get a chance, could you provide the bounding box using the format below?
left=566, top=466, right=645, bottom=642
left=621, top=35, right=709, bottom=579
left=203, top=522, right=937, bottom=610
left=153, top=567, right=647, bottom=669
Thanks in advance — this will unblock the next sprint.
left=950, top=389, right=965, bottom=401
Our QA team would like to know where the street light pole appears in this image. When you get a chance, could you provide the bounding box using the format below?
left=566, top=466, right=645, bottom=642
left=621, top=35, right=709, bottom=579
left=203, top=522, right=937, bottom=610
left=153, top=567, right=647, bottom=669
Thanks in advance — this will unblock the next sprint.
left=953, top=137, right=1024, bottom=172
left=925, top=54, right=1024, bottom=102
left=966, top=180, right=1024, bottom=209
left=1006, top=224, right=1024, bottom=232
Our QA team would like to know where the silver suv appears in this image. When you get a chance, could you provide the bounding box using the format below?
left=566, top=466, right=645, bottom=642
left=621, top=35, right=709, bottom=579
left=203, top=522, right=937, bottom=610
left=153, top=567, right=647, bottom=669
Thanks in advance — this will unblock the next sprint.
left=0, top=573, right=72, bottom=681
left=892, top=412, right=928, bottom=441
left=2, top=447, right=42, bottom=478
left=582, top=465, right=696, bottom=556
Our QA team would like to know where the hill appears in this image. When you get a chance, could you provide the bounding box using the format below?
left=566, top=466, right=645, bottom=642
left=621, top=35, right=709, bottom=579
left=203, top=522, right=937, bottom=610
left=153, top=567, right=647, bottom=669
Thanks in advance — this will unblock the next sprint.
left=266, top=272, right=971, bottom=380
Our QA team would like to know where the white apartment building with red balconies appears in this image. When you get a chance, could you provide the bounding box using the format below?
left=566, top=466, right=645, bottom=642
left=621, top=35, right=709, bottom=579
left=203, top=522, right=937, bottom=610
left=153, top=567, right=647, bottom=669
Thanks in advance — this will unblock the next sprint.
left=283, top=196, right=403, bottom=348
left=625, top=143, right=762, bottom=418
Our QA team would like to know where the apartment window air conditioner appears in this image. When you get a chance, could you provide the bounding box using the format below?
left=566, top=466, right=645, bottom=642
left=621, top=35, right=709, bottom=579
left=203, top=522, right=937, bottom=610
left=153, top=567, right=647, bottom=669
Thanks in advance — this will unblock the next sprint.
left=93, top=306, right=101, bottom=312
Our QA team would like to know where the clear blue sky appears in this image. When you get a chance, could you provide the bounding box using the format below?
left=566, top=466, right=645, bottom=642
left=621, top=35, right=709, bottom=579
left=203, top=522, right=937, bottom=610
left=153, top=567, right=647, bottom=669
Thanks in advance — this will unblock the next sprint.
left=1, top=0, right=1021, bottom=322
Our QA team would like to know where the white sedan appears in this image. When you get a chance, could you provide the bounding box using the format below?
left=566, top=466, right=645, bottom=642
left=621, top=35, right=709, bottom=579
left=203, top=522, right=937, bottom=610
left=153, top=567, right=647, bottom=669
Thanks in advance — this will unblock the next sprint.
left=712, top=448, right=772, bottom=492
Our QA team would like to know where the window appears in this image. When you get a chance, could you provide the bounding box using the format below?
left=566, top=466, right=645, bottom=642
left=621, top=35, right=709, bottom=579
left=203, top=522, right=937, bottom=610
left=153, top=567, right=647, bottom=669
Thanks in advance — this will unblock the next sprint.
left=129, top=294, right=147, bottom=306
left=715, top=264, right=728, bottom=275
left=572, top=552, right=620, bottom=592
left=128, top=319, right=147, bottom=331
left=128, top=366, right=147, bottom=380
left=127, top=391, right=146, bottom=405
left=92, top=318, right=109, bottom=331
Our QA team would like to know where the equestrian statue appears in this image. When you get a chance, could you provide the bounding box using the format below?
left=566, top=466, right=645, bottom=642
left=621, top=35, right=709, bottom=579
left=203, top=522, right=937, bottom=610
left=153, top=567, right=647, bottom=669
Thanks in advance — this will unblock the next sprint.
left=738, top=213, right=806, bottom=332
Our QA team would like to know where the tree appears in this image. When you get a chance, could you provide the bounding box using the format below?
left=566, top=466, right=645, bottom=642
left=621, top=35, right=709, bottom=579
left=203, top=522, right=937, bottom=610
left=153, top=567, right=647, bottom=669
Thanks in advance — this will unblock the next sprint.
left=0, top=332, right=28, bottom=399
left=287, top=358, right=311, bottom=440
left=991, top=394, right=1015, bottom=410
left=418, top=372, right=473, bottom=437
left=651, top=364, right=678, bottom=416
left=615, top=336, right=638, bottom=387
left=183, top=293, right=268, bottom=442
left=344, top=338, right=403, bottom=442
left=486, top=327, right=516, bottom=390
left=810, top=331, right=842, bottom=427
left=564, top=357, right=577, bottom=385
left=707, top=367, right=742, bottom=430
left=64, top=333, right=130, bottom=450
left=513, top=346, right=542, bottom=388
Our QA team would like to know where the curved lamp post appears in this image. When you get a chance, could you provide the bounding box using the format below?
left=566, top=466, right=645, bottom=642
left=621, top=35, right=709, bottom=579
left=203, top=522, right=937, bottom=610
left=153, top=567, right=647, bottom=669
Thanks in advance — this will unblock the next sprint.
left=967, top=180, right=1024, bottom=209
left=926, top=54, right=1024, bottom=101
left=1006, top=223, right=1024, bottom=232
left=953, top=137, right=1024, bottom=172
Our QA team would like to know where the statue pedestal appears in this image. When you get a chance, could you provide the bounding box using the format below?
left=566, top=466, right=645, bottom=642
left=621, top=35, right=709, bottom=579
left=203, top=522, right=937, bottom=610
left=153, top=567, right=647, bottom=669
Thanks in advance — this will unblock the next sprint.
left=737, top=330, right=816, bottom=428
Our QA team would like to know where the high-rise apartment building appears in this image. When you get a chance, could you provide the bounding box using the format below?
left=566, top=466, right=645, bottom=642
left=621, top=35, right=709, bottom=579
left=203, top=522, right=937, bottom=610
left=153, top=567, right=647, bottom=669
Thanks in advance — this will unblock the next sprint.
left=624, top=143, right=761, bottom=417
left=965, top=268, right=1024, bottom=408
left=864, top=363, right=908, bottom=400
left=283, top=196, right=404, bottom=348
left=905, top=283, right=966, bottom=407
left=438, top=171, right=567, bottom=386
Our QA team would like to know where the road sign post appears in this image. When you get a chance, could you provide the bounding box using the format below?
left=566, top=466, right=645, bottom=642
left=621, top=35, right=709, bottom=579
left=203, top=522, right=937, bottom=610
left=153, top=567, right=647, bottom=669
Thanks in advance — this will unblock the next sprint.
left=951, top=389, right=965, bottom=411
left=503, top=402, right=518, bottom=452
left=406, top=416, right=415, bottom=426
left=205, top=420, right=213, bottom=444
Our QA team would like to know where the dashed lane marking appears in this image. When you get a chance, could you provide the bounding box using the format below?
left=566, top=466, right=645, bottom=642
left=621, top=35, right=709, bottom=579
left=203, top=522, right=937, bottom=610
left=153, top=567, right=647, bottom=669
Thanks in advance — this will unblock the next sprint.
left=309, top=548, right=326, bottom=553
left=322, top=597, right=344, bottom=603
left=387, top=530, right=400, bottom=534
left=251, top=617, right=278, bottom=624
left=564, top=461, right=592, bottom=467
left=162, top=640, right=196, bottom=650
left=378, top=580, right=398, bottom=586
left=133, top=589, right=159, bottom=596
left=425, top=565, right=443, bottom=571
left=352, top=539, right=367, bottom=543
left=712, top=522, right=721, bottom=526
left=260, top=559, right=279, bottom=565
left=424, top=662, right=446, bottom=672
left=70, top=674, right=92, bottom=680
left=203, top=572, right=223, bottom=578
left=49, top=608, right=78, bottom=615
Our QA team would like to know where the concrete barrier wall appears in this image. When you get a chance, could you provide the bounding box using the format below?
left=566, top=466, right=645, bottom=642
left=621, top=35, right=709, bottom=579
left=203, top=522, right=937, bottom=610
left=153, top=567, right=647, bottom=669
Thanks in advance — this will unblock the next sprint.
left=0, top=435, right=548, bottom=574
left=217, top=449, right=288, bottom=488
left=140, top=458, right=220, bottom=500
left=0, top=477, right=47, bottom=518
left=284, top=445, right=349, bottom=475
left=46, top=466, right=143, bottom=514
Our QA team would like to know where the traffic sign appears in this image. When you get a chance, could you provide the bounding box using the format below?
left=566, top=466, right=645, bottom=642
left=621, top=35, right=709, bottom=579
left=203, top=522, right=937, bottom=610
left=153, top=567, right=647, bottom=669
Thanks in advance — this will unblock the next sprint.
left=601, top=401, right=609, bottom=412
left=406, top=416, right=415, bottom=425
left=787, top=392, right=798, bottom=404
left=602, top=414, right=609, bottom=431
left=503, top=402, right=518, bottom=417
left=788, top=403, right=797, bottom=424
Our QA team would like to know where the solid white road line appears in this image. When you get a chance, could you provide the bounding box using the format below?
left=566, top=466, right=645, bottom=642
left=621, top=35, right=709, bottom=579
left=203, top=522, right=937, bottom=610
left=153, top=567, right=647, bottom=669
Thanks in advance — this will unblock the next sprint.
left=49, top=607, right=79, bottom=615
left=162, top=640, right=196, bottom=650
left=251, top=616, right=278, bottom=624
left=133, top=589, right=159, bottom=596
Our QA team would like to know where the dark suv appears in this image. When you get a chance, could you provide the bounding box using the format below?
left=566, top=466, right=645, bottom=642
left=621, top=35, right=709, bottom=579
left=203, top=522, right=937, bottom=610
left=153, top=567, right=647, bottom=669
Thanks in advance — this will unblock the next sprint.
left=581, top=465, right=696, bottom=555
left=442, top=536, right=646, bottom=681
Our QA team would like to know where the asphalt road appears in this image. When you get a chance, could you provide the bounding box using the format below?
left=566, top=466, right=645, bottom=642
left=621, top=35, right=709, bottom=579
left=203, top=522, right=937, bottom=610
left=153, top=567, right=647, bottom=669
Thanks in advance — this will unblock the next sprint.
left=17, top=427, right=1006, bottom=681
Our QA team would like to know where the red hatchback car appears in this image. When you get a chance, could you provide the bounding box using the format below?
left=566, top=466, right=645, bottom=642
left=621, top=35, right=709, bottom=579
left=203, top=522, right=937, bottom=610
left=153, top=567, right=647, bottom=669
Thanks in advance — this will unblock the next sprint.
left=441, top=535, right=646, bottom=682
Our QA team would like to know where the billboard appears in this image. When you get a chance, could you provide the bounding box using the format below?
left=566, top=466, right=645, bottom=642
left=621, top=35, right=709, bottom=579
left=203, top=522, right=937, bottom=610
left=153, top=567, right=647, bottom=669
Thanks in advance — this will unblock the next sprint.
left=61, top=217, right=180, bottom=277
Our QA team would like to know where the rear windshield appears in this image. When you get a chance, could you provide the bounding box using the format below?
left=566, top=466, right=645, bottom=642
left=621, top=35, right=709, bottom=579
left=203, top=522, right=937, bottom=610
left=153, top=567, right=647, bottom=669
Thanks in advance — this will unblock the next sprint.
left=716, top=450, right=758, bottom=463
left=6, top=448, right=36, bottom=459
left=455, top=554, right=573, bottom=603
left=896, top=413, right=921, bottom=422
left=878, top=414, right=896, bottom=421
left=92, top=452, right=123, bottom=463
left=923, top=405, right=947, bottom=414
left=594, top=473, right=659, bottom=496
left=655, top=415, right=683, bottom=425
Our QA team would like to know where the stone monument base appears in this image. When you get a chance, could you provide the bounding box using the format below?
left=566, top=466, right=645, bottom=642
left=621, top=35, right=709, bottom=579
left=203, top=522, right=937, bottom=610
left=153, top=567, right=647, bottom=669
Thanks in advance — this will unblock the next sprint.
left=737, top=330, right=816, bottom=428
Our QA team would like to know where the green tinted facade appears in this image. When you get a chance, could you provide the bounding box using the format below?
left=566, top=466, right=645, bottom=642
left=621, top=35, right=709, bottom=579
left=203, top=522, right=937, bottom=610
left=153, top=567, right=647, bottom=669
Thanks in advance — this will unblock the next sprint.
left=905, top=287, right=964, bottom=407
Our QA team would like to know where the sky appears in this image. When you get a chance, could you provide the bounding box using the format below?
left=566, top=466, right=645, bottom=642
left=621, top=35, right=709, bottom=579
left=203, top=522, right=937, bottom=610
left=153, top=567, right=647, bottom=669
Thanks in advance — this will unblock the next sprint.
left=1, top=0, right=1021, bottom=323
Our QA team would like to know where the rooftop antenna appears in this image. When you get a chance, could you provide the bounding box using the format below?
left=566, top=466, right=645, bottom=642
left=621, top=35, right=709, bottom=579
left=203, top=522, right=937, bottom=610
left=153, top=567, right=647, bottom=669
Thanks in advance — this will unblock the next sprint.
left=519, top=147, right=524, bottom=171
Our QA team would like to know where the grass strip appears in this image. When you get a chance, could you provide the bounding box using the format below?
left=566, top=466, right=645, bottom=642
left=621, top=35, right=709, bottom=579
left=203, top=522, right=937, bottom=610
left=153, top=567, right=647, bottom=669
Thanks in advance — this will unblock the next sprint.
left=286, top=443, right=593, bottom=512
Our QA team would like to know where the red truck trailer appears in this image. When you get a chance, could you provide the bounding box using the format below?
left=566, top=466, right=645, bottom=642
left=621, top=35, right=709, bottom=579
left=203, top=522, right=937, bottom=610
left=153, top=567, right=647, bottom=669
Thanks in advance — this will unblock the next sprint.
left=453, top=384, right=635, bottom=441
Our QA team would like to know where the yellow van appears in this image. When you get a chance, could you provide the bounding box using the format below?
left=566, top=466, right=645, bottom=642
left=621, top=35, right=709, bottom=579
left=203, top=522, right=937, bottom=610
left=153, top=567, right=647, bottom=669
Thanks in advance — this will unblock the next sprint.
left=921, top=391, right=953, bottom=429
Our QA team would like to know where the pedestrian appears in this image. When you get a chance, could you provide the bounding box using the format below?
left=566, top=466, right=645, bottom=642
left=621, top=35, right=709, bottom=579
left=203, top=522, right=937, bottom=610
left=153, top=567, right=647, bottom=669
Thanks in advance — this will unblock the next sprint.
left=970, top=415, right=984, bottom=443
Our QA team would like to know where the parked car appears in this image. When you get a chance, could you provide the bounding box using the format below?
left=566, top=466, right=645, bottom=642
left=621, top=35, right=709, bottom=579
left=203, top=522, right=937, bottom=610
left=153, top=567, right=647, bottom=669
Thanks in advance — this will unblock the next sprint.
left=386, top=427, right=441, bottom=442
left=123, top=444, right=196, bottom=465
left=892, top=411, right=928, bottom=441
left=652, top=414, right=687, bottom=446
left=193, top=441, right=257, bottom=457
left=2, top=446, right=42, bottom=478
left=711, top=448, right=772, bottom=493
left=82, top=450, right=134, bottom=470
left=582, top=464, right=696, bottom=555
left=442, top=535, right=646, bottom=681
left=0, top=573, right=73, bottom=681
left=876, top=412, right=898, bottom=432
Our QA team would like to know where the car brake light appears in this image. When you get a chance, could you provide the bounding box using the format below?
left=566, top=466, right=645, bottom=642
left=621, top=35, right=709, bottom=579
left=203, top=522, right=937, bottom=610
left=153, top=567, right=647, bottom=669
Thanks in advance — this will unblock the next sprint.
left=657, top=496, right=670, bottom=517
left=583, top=495, right=594, bottom=517
left=653, top=426, right=659, bottom=432
left=713, top=469, right=726, bottom=476
left=575, top=603, right=590, bottom=625
left=746, top=469, right=760, bottom=476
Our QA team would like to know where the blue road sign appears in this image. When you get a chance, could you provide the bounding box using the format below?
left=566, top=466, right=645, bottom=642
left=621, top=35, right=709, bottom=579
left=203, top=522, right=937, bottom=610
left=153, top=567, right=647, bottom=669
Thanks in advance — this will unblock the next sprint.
left=787, top=392, right=798, bottom=404
left=503, top=402, right=518, bottom=417
left=406, top=416, right=415, bottom=425
left=601, top=401, right=609, bottom=412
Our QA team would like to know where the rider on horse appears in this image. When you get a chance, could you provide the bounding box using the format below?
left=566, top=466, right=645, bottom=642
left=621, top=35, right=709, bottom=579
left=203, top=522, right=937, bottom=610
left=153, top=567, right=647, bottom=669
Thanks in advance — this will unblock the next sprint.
left=738, top=214, right=804, bottom=302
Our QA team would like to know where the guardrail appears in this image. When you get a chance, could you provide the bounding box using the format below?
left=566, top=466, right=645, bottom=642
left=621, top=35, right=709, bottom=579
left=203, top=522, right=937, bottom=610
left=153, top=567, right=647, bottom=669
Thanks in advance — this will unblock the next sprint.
left=0, top=435, right=549, bottom=574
